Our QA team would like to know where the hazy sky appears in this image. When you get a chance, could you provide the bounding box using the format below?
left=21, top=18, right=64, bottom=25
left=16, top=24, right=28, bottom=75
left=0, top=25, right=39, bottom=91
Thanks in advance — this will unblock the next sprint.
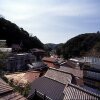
left=0, top=0, right=100, bottom=43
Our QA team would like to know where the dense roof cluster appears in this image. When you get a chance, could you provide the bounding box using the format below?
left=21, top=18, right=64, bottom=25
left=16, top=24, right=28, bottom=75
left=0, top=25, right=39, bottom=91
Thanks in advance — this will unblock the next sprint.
left=28, top=68, right=100, bottom=100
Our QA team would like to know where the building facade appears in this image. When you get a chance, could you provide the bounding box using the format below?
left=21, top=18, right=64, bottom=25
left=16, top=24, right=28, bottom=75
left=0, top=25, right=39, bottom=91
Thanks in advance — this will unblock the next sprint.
left=6, top=53, right=35, bottom=72
left=83, top=66, right=100, bottom=90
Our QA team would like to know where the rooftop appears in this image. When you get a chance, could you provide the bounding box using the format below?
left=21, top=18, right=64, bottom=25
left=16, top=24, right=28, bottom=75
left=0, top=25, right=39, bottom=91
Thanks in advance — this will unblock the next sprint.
left=31, top=48, right=45, bottom=53
left=32, top=62, right=47, bottom=68
left=42, top=57, right=58, bottom=63
left=63, top=83, right=100, bottom=100
left=29, top=77, right=65, bottom=100
left=28, top=67, right=100, bottom=100
left=27, top=62, right=48, bottom=70
left=44, top=68, right=72, bottom=84
left=59, top=66, right=83, bottom=78
left=28, top=75, right=100, bottom=100
left=0, top=78, right=26, bottom=100
left=60, top=60, right=77, bottom=68
left=0, top=78, right=13, bottom=95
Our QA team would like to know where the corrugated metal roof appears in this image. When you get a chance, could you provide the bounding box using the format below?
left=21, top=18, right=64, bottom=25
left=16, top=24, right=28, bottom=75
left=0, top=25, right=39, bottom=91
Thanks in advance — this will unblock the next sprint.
left=59, top=66, right=83, bottom=78
left=29, top=77, right=65, bottom=100
left=63, top=84, right=100, bottom=100
left=44, top=68, right=72, bottom=84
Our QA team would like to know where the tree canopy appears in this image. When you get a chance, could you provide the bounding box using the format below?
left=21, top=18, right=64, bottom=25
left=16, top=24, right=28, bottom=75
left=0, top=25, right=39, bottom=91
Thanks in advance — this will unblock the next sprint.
left=0, top=17, right=44, bottom=51
left=50, top=32, right=100, bottom=59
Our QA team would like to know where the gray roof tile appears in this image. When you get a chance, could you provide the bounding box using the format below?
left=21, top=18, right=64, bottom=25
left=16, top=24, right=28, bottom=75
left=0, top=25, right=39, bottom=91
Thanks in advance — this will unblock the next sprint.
left=63, top=84, right=100, bottom=100
left=0, top=78, right=27, bottom=100
left=29, top=77, right=65, bottom=100
left=59, top=66, right=83, bottom=78
left=44, top=68, right=72, bottom=84
left=0, top=78, right=13, bottom=94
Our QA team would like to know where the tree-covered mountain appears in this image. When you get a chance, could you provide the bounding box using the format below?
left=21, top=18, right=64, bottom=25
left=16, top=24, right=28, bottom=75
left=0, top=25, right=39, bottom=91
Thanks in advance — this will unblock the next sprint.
left=0, top=17, right=44, bottom=51
left=62, top=32, right=100, bottom=59
left=45, top=43, right=57, bottom=51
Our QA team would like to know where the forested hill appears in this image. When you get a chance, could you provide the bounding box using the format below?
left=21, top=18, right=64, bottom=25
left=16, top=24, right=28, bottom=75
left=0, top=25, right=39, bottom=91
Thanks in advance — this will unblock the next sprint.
left=0, top=17, right=44, bottom=51
left=45, top=43, right=57, bottom=51
left=62, top=32, right=100, bottom=59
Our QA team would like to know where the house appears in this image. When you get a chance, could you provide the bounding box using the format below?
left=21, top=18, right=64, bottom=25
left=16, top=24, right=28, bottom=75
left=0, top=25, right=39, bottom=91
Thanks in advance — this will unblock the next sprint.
left=42, top=57, right=59, bottom=68
left=70, top=56, right=100, bottom=69
left=28, top=68, right=100, bottom=100
left=30, top=48, right=46, bottom=61
left=44, top=68, right=72, bottom=84
left=59, top=66, right=83, bottom=78
left=63, top=83, right=100, bottom=100
left=83, top=63, right=100, bottom=90
left=59, top=66, right=83, bottom=86
left=60, top=60, right=80, bottom=69
left=28, top=68, right=72, bottom=100
left=69, top=56, right=100, bottom=93
left=28, top=77, right=100, bottom=100
left=28, top=77, right=66, bottom=100
left=6, top=53, right=35, bottom=72
left=0, top=78, right=27, bottom=100
left=27, top=61, right=48, bottom=71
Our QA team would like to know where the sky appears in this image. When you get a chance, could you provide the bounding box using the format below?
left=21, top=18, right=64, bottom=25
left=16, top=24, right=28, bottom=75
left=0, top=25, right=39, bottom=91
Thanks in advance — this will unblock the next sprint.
left=0, top=0, right=100, bottom=43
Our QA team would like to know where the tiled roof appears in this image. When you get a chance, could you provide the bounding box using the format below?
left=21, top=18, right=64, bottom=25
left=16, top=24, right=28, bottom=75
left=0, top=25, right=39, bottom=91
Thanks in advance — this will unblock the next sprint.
left=28, top=69, right=99, bottom=100
left=29, top=77, right=65, bottom=100
left=32, top=62, right=47, bottom=68
left=42, top=57, right=58, bottom=63
left=0, top=78, right=27, bottom=100
left=27, top=62, right=48, bottom=70
left=60, top=60, right=77, bottom=68
left=0, top=92, right=27, bottom=100
left=44, top=68, right=72, bottom=84
left=63, top=84, right=100, bottom=100
left=0, top=78, right=13, bottom=95
left=59, top=66, right=83, bottom=78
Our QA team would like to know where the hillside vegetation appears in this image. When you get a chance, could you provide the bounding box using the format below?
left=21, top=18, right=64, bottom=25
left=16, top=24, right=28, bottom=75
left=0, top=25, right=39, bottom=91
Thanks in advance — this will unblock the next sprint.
left=62, top=32, right=100, bottom=59
left=0, top=17, right=44, bottom=51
